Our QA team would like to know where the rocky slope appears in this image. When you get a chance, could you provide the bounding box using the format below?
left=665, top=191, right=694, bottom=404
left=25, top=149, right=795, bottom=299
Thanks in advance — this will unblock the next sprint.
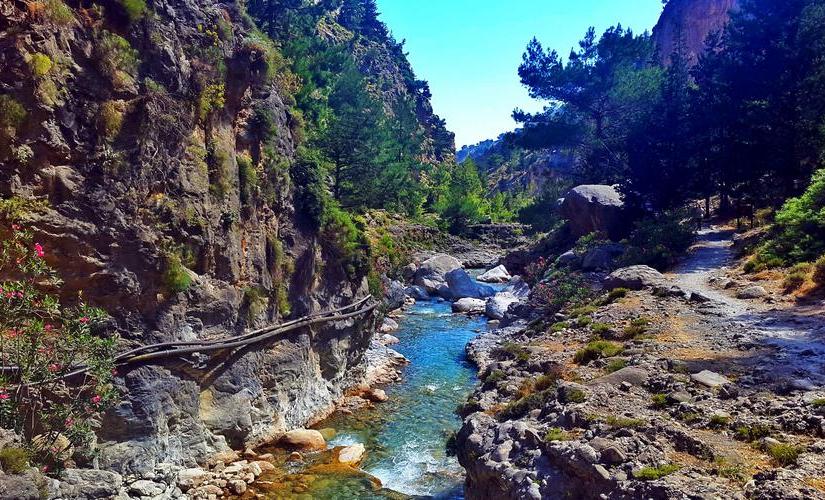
left=653, top=0, right=739, bottom=64
left=455, top=229, right=825, bottom=499
left=0, top=0, right=450, bottom=478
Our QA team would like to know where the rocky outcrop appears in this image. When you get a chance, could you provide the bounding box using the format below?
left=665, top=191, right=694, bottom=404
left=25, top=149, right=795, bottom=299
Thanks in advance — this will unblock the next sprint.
left=559, top=185, right=628, bottom=240
left=0, top=0, right=385, bottom=475
left=414, top=254, right=463, bottom=293
left=653, top=0, right=740, bottom=65
left=444, top=268, right=496, bottom=300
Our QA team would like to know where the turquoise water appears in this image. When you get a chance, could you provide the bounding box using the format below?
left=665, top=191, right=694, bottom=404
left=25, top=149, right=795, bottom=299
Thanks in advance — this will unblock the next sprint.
left=324, top=298, right=492, bottom=498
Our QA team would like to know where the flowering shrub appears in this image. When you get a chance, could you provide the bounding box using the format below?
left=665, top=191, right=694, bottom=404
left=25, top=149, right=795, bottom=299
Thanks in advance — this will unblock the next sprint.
left=523, top=256, right=549, bottom=286
left=0, top=201, right=117, bottom=473
left=529, top=268, right=593, bottom=313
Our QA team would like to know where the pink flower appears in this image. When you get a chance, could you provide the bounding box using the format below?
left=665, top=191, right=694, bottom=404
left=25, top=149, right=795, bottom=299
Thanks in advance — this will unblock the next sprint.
left=79, top=317, right=89, bottom=324
left=34, top=243, right=44, bottom=258
left=0, top=393, right=9, bottom=400
left=48, top=363, right=61, bottom=373
left=91, top=395, right=102, bottom=405
left=11, top=224, right=20, bottom=231
left=44, top=324, right=53, bottom=332
left=65, top=417, right=74, bottom=427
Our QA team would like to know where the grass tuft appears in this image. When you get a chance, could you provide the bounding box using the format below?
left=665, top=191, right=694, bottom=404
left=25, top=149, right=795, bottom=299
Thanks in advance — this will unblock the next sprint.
left=635, top=464, right=680, bottom=481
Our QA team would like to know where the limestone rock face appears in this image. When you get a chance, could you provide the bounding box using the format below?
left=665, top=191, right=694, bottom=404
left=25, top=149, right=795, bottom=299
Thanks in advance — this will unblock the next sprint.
left=560, top=185, right=627, bottom=240
left=653, top=0, right=740, bottom=65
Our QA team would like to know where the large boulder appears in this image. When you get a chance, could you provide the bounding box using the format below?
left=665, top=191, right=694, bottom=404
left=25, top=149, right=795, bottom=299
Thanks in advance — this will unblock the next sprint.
left=580, top=243, right=626, bottom=271
left=279, top=429, right=326, bottom=451
left=560, top=185, right=627, bottom=240
left=383, top=280, right=406, bottom=311
left=477, top=265, right=511, bottom=283
left=444, top=269, right=495, bottom=300
left=503, top=276, right=530, bottom=299
left=452, top=298, right=486, bottom=314
left=604, top=266, right=666, bottom=290
left=485, top=292, right=519, bottom=320
left=414, top=254, right=463, bottom=293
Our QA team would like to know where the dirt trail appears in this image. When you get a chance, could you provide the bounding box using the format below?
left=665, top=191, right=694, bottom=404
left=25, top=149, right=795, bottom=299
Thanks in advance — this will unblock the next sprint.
left=672, top=226, right=825, bottom=387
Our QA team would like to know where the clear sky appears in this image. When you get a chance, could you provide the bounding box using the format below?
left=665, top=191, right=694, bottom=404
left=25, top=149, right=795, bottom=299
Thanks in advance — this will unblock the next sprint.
left=376, top=0, right=666, bottom=148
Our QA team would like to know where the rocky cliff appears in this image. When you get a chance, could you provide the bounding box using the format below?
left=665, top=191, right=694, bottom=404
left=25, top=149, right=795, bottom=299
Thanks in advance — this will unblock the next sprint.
left=0, top=0, right=424, bottom=474
left=653, top=0, right=739, bottom=64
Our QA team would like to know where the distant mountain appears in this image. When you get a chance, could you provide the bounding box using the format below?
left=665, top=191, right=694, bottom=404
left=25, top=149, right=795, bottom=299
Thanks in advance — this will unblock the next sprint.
left=653, top=0, right=740, bottom=65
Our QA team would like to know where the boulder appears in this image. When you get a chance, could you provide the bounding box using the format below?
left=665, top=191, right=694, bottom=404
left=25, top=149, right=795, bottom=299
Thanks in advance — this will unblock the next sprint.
left=379, top=317, right=399, bottom=334
left=737, top=286, right=768, bottom=299
left=560, top=185, right=627, bottom=239
left=485, top=292, right=519, bottom=320
left=592, top=367, right=649, bottom=387
left=337, top=443, right=366, bottom=465
left=477, top=265, right=511, bottom=283
left=380, top=334, right=400, bottom=345
left=444, top=269, right=495, bottom=300
left=383, top=280, right=406, bottom=311
left=414, top=254, right=462, bottom=293
left=604, top=266, right=666, bottom=290
left=452, top=298, right=486, bottom=314
left=405, top=285, right=429, bottom=301
left=280, top=429, right=326, bottom=451
left=503, top=276, right=530, bottom=298
left=556, top=250, right=581, bottom=268
left=691, top=370, right=732, bottom=388
left=364, top=388, right=388, bottom=402
left=581, top=243, right=626, bottom=271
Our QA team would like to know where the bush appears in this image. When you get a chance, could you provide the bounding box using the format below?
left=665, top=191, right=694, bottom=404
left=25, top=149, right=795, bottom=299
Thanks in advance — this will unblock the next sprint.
left=197, top=83, right=226, bottom=122
left=591, top=322, right=612, bottom=336
left=550, top=321, right=567, bottom=333
left=243, top=286, right=268, bottom=320
left=321, top=204, right=370, bottom=279
left=650, top=393, right=669, bottom=408
left=500, top=341, right=531, bottom=363
left=28, top=53, right=53, bottom=78
left=0, top=96, right=27, bottom=139
left=163, top=250, right=191, bottom=293
left=0, top=447, right=30, bottom=474
left=635, top=464, right=680, bottom=480
left=484, top=369, right=505, bottom=385
left=814, top=255, right=825, bottom=286
left=766, top=443, right=802, bottom=467
left=41, top=0, right=74, bottom=25
left=574, top=340, right=623, bottom=364
left=620, top=208, right=696, bottom=270
left=292, top=147, right=329, bottom=230
left=734, top=424, right=772, bottom=442
left=604, top=359, right=628, bottom=373
left=709, top=414, right=730, bottom=428
left=604, top=415, right=645, bottom=428
left=98, top=101, right=124, bottom=140
left=96, top=31, right=139, bottom=87
left=237, top=153, right=257, bottom=204
left=783, top=263, right=811, bottom=292
left=118, top=0, right=146, bottom=22
left=544, top=428, right=573, bottom=442
left=498, top=390, right=552, bottom=421
left=529, top=268, right=594, bottom=313
left=0, top=202, right=118, bottom=472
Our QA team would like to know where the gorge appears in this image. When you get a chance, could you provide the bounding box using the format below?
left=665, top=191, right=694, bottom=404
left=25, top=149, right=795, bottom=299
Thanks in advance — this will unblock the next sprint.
left=2, top=0, right=825, bottom=499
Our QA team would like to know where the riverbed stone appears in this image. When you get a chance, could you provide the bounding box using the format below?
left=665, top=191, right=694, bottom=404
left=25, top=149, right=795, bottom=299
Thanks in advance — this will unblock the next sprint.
left=337, top=443, right=366, bottom=465
left=485, top=292, right=519, bottom=320
left=478, top=265, right=511, bottom=283
left=737, top=286, right=768, bottom=299
left=453, top=298, right=486, bottom=314
left=605, top=266, right=666, bottom=290
left=280, top=429, right=326, bottom=451
left=445, top=269, right=496, bottom=299
left=414, top=254, right=463, bottom=293
left=691, top=370, right=732, bottom=388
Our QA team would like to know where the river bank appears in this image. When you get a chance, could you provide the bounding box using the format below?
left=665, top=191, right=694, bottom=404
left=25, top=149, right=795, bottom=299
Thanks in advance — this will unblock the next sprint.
left=455, top=227, right=825, bottom=499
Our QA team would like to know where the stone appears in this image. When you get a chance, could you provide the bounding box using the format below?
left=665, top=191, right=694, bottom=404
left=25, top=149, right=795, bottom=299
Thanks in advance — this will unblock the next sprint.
left=557, top=382, right=588, bottom=404
left=129, top=479, right=165, bottom=497
left=414, top=254, right=463, bottom=293
left=452, top=298, right=486, bottom=314
left=691, top=370, right=732, bottom=388
left=719, top=383, right=740, bottom=399
left=379, top=317, right=399, bottom=333
left=52, top=469, right=123, bottom=499
left=229, top=479, right=247, bottom=494
left=280, top=429, right=326, bottom=451
left=405, top=285, right=430, bottom=301
left=287, top=452, right=303, bottom=462
left=380, top=334, right=400, bottom=345
left=177, top=468, right=210, bottom=490
left=252, top=460, right=276, bottom=472
left=364, top=388, right=388, bottom=402
left=560, top=185, right=628, bottom=239
left=556, top=250, right=581, bottom=268
left=444, top=268, right=496, bottom=299
left=667, top=391, right=693, bottom=404
left=590, top=438, right=627, bottom=465
left=581, top=243, right=625, bottom=271
left=0, top=470, right=45, bottom=500
left=402, top=263, right=418, bottom=281
left=604, top=266, right=666, bottom=290
left=503, top=276, right=530, bottom=298
left=737, top=286, right=768, bottom=299
left=477, top=265, right=511, bottom=283
left=337, top=443, right=366, bottom=465
left=383, top=280, right=406, bottom=311
left=592, top=367, right=649, bottom=387
left=485, top=292, right=519, bottom=320
left=593, top=464, right=612, bottom=481
left=317, top=428, right=337, bottom=441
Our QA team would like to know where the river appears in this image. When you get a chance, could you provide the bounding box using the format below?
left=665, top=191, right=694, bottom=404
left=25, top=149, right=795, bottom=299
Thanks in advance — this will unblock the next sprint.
left=249, top=281, right=500, bottom=499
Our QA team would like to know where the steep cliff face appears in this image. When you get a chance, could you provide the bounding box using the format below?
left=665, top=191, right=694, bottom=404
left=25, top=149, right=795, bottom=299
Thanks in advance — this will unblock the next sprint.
left=0, top=0, right=383, bottom=474
left=653, top=0, right=739, bottom=64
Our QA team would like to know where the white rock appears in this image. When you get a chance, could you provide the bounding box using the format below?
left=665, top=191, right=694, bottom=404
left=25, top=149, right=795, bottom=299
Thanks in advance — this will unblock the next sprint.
left=337, top=443, right=366, bottom=465
left=737, top=285, right=768, bottom=299
left=128, top=480, right=164, bottom=497
left=379, top=317, right=399, bottom=333
left=280, top=429, right=326, bottom=451
left=452, top=298, right=486, bottom=314
left=380, top=334, right=400, bottom=345
left=485, top=292, right=519, bottom=320
left=477, top=265, right=511, bottom=283
left=691, top=370, right=732, bottom=388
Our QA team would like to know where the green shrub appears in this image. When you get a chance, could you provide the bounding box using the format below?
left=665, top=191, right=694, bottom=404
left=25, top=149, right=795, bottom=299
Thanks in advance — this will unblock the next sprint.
left=814, top=255, right=825, bottom=286
left=567, top=388, right=587, bottom=403
left=96, top=31, right=139, bottom=87
left=635, top=464, right=680, bottom=480
left=605, top=415, right=645, bottom=428
left=591, top=322, right=612, bottom=336
left=484, top=369, right=505, bottom=385
left=576, top=315, right=592, bottom=327
left=118, top=0, right=146, bottom=22
left=620, top=208, right=697, bottom=270
left=570, top=305, right=598, bottom=317
left=605, top=287, right=629, bottom=302
left=550, top=321, right=567, bottom=333
left=292, top=146, right=329, bottom=230
left=574, top=340, right=623, bottom=364
left=812, top=398, right=825, bottom=408
left=534, top=371, right=561, bottom=391
left=163, top=251, right=192, bottom=293
left=98, top=100, right=124, bottom=140
left=765, top=443, right=802, bottom=467
left=709, top=414, right=731, bottom=428
left=500, top=341, right=531, bottom=363
left=734, top=424, right=772, bottom=442
left=498, top=390, right=552, bottom=421
left=783, top=265, right=809, bottom=292
left=544, top=428, right=573, bottom=442
left=0, top=447, right=30, bottom=474
left=29, top=53, right=53, bottom=78
left=42, top=0, right=74, bottom=25
left=651, top=393, right=669, bottom=408
left=206, top=142, right=231, bottom=198
left=198, top=83, right=226, bottom=121
left=0, top=95, right=27, bottom=139
left=604, top=359, right=628, bottom=373
left=237, top=153, right=257, bottom=204
left=321, top=204, right=370, bottom=278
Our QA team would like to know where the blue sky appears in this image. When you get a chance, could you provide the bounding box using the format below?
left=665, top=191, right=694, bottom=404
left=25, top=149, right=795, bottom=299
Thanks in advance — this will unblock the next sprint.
left=376, top=0, right=665, bottom=148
